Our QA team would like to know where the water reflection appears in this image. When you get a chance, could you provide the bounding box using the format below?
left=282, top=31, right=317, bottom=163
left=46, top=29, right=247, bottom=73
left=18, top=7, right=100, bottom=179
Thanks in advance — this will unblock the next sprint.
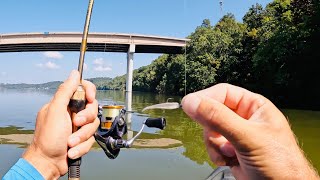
left=283, top=109, right=320, bottom=171
left=0, top=89, right=319, bottom=178
left=96, top=90, right=214, bottom=166
left=96, top=91, right=320, bottom=171
left=0, top=89, right=52, bottom=129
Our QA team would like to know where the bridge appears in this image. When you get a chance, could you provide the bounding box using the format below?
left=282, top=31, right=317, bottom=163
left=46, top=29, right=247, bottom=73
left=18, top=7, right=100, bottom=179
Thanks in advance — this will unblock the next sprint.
left=0, top=32, right=189, bottom=121
left=0, top=32, right=187, bottom=54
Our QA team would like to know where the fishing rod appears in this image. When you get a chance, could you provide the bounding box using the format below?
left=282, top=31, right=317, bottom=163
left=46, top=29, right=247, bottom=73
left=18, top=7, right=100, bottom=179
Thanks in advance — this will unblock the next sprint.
left=68, top=0, right=94, bottom=179
left=66, top=0, right=173, bottom=176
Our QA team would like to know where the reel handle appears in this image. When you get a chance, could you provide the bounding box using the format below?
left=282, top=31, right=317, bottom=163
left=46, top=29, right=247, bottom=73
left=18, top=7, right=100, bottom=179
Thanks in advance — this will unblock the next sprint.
left=145, top=117, right=166, bottom=130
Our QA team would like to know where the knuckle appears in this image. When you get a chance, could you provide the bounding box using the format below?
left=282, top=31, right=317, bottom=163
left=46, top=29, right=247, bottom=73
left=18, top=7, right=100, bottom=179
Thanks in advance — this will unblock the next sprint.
left=83, top=138, right=95, bottom=154
left=88, top=136, right=95, bottom=146
left=79, top=132, right=90, bottom=142
left=87, top=106, right=98, bottom=122
left=85, top=101, right=98, bottom=121
left=197, top=99, right=225, bottom=129
left=89, top=81, right=96, bottom=89
left=85, top=129, right=93, bottom=140
left=207, top=148, right=226, bottom=166
left=93, top=99, right=98, bottom=106
left=37, top=104, right=49, bottom=118
left=92, top=100, right=98, bottom=113
left=38, top=103, right=49, bottom=114
left=82, top=149, right=90, bottom=156
left=84, top=80, right=96, bottom=90
left=207, top=103, right=223, bottom=125
left=94, top=117, right=100, bottom=127
left=254, top=93, right=268, bottom=107
left=84, top=109, right=95, bottom=121
left=89, top=111, right=96, bottom=121
left=52, top=84, right=68, bottom=103
left=58, top=83, right=68, bottom=92
left=216, top=83, right=230, bottom=87
left=74, top=128, right=89, bottom=141
left=91, top=83, right=97, bottom=92
left=271, top=117, right=286, bottom=132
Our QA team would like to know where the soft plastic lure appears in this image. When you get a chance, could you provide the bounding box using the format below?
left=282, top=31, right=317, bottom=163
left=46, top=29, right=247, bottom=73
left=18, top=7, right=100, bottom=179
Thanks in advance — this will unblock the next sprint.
left=142, top=102, right=181, bottom=112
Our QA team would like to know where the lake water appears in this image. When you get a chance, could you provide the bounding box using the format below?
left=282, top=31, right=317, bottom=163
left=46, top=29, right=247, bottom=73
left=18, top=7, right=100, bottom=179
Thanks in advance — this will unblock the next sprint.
left=0, top=89, right=319, bottom=179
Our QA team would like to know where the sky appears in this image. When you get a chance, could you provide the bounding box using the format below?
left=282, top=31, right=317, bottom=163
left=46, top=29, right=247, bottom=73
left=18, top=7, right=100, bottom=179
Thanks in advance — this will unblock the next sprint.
left=0, top=0, right=272, bottom=84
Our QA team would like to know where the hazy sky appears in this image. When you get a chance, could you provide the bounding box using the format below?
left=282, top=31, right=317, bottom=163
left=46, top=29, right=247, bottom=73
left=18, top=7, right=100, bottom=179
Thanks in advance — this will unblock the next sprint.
left=0, top=0, right=271, bottom=83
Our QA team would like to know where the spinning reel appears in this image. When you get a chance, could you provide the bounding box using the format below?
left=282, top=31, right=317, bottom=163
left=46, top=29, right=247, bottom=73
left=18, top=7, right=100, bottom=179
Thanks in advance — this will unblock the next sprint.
left=94, top=105, right=166, bottom=159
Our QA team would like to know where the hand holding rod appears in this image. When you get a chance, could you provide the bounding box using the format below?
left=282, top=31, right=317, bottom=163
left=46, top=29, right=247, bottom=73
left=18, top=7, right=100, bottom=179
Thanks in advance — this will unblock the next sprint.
left=68, top=0, right=94, bottom=179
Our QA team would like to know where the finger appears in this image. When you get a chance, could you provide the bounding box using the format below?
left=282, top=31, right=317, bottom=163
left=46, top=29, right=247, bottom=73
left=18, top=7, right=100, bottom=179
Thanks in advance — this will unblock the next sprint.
left=36, top=103, right=49, bottom=122
left=68, top=117, right=99, bottom=147
left=68, top=136, right=95, bottom=159
left=182, top=93, right=251, bottom=146
left=82, top=80, right=96, bottom=103
left=189, top=83, right=267, bottom=119
left=34, top=103, right=49, bottom=132
left=74, top=99, right=98, bottom=126
left=51, top=70, right=80, bottom=107
left=206, top=142, right=226, bottom=166
left=205, top=130, right=239, bottom=167
left=203, top=129, right=227, bottom=166
left=204, top=129, right=236, bottom=158
left=220, top=142, right=236, bottom=158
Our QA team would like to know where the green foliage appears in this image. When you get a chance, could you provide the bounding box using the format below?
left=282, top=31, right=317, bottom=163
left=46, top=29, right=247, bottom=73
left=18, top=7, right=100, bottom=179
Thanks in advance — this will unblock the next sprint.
left=2, top=0, right=318, bottom=108
left=102, top=0, right=320, bottom=109
left=0, top=81, right=63, bottom=89
left=0, top=126, right=33, bottom=135
left=87, top=77, right=112, bottom=90
left=6, top=0, right=315, bottom=109
left=243, top=0, right=320, bottom=108
left=243, top=3, right=265, bottom=29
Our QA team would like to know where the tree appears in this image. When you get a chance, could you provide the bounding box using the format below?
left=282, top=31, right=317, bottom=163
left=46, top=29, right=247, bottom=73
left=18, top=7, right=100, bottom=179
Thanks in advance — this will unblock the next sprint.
left=104, top=0, right=320, bottom=109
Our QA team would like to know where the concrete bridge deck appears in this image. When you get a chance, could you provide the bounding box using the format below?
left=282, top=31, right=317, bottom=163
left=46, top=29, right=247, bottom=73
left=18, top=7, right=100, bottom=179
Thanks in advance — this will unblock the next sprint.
left=0, top=32, right=188, bottom=54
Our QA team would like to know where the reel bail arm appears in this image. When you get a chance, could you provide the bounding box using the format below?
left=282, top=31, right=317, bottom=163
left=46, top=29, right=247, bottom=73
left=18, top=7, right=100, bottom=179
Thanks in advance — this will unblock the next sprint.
left=112, top=117, right=166, bottom=149
left=94, top=106, right=166, bottom=159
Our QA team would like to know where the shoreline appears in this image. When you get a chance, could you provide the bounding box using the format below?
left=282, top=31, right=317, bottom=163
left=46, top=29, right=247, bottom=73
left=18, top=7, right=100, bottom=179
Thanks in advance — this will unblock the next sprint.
left=0, top=134, right=182, bottom=149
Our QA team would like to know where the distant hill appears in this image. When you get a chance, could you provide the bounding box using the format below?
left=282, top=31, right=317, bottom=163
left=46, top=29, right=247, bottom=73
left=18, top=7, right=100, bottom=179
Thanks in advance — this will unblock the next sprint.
left=0, top=77, right=114, bottom=90
left=86, top=77, right=113, bottom=90
left=0, top=81, right=62, bottom=90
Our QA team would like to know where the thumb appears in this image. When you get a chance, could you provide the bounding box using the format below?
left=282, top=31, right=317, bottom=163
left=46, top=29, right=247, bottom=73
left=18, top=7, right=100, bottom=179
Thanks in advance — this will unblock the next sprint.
left=51, top=70, right=80, bottom=107
left=182, top=93, right=251, bottom=147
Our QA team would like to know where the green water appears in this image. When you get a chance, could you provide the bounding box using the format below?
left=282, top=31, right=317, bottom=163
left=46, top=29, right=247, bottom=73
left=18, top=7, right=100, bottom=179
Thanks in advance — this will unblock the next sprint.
left=283, top=109, right=320, bottom=170
left=0, top=89, right=319, bottom=179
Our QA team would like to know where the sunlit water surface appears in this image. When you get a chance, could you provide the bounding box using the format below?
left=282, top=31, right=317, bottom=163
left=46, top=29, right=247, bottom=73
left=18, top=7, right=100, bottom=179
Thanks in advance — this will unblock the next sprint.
left=0, top=89, right=319, bottom=179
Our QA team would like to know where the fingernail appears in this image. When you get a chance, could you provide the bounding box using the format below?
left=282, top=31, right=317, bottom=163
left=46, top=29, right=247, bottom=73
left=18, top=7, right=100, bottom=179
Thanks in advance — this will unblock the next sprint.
left=76, top=116, right=86, bottom=125
left=181, top=94, right=201, bottom=117
left=220, top=143, right=236, bottom=157
left=69, top=136, right=80, bottom=146
left=69, top=149, right=79, bottom=159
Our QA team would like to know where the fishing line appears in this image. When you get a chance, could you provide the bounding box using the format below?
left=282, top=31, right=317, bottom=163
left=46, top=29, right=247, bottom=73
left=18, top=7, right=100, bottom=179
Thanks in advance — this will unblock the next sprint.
left=184, top=41, right=187, bottom=96
left=219, top=0, right=224, bottom=16
left=184, top=0, right=187, bottom=96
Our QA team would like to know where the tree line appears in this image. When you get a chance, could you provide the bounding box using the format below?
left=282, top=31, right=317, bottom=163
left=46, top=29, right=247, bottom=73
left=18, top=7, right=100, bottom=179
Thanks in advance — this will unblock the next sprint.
left=95, top=0, right=320, bottom=109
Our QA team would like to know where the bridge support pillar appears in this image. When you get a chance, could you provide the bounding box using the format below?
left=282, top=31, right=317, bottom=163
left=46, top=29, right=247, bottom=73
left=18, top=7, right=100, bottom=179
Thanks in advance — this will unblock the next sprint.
left=125, top=44, right=135, bottom=123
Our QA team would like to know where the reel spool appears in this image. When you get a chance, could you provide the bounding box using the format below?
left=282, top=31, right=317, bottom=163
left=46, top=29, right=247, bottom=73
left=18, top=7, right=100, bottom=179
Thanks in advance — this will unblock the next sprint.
left=94, top=105, right=166, bottom=159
